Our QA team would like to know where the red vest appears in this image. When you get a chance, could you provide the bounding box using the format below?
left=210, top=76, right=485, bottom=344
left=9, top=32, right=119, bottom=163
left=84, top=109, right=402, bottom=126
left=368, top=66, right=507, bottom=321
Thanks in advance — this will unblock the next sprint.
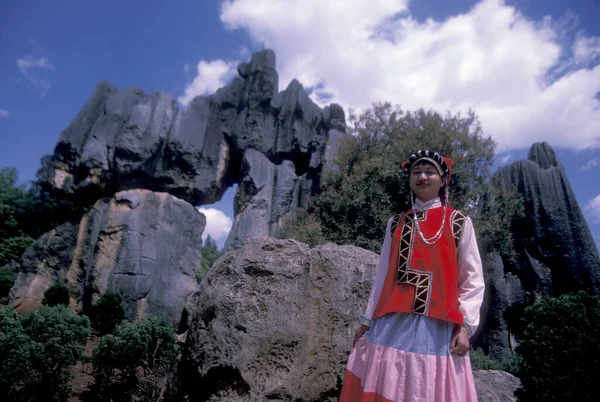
left=374, top=207, right=464, bottom=325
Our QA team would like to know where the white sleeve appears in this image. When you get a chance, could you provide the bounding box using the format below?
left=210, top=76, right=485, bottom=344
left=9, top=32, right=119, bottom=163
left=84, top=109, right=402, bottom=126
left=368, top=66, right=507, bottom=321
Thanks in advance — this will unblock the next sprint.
left=363, top=217, right=393, bottom=324
left=456, top=216, right=485, bottom=337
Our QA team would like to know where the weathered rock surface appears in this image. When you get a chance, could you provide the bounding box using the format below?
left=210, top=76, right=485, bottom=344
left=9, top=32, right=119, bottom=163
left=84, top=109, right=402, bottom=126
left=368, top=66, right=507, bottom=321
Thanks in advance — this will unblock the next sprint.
left=9, top=189, right=204, bottom=325
left=166, top=237, right=377, bottom=402
left=473, top=370, right=522, bottom=402
left=478, top=253, right=527, bottom=359
left=9, top=221, right=80, bottom=313
left=225, top=150, right=301, bottom=251
left=479, top=142, right=600, bottom=358
left=497, top=142, right=600, bottom=295
left=44, top=50, right=346, bottom=245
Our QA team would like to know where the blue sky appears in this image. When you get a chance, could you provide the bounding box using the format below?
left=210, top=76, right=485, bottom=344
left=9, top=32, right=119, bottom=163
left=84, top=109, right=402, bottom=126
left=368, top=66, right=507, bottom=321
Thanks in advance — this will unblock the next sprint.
left=0, top=0, right=599, bottom=250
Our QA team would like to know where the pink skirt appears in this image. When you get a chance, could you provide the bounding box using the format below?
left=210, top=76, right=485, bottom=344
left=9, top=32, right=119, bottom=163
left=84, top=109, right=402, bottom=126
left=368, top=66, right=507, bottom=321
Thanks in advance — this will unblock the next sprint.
left=340, top=313, right=477, bottom=402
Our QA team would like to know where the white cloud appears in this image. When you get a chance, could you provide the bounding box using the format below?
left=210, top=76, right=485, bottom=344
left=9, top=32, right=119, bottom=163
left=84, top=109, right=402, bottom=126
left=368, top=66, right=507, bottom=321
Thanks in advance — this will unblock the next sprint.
left=213, top=0, right=600, bottom=152
left=178, top=59, right=238, bottom=105
left=578, top=158, right=598, bottom=172
left=500, top=153, right=512, bottom=164
left=17, top=56, right=55, bottom=71
left=16, top=55, right=56, bottom=97
left=573, top=35, right=600, bottom=65
left=0, top=108, right=9, bottom=118
left=585, top=194, right=600, bottom=224
left=197, top=207, right=233, bottom=241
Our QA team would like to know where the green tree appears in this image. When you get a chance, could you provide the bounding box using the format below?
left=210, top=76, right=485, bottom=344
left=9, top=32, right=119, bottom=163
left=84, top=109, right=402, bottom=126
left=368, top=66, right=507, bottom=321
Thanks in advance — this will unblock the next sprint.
left=0, top=167, right=35, bottom=265
left=277, top=208, right=327, bottom=247
left=473, top=174, right=524, bottom=260
left=90, top=317, right=178, bottom=402
left=42, top=282, right=70, bottom=307
left=517, top=291, right=600, bottom=401
left=199, top=235, right=223, bottom=280
left=310, top=102, right=499, bottom=252
left=91, top=292, right=126, bottom=335
left=0, top=305, right=91, bottom=402
left=0, top=269, right=15, bottom=300
left=0, top=236, right=35, bottom=267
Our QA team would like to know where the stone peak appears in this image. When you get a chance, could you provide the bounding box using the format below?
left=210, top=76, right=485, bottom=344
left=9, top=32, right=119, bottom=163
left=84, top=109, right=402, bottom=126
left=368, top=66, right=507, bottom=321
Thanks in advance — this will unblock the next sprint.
left=528, top=141, right=559, bottom=169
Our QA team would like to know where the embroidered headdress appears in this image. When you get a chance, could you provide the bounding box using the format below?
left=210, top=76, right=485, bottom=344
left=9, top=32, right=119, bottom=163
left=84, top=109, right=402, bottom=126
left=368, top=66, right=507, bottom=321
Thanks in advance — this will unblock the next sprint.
left=401, top=149, right=454, bottom=208
left=400, top=149, right=453, bottom=180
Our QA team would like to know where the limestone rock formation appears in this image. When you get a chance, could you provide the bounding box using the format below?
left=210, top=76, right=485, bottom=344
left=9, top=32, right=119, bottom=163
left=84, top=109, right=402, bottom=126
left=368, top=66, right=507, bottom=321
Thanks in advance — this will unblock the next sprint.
left=225, top=149, right=303, bottom=251
left=479, top=142, right=600, bottom=358
left=166, top=237, right=377, bottom=402
left=478, top=253, right=526, bottom=359
left=473, top=370, right=522, bottom=402
left=43, top=49, right=346, bottom=251
left=497, top=142, right=600, bottom=295
left=9, top=189, right=204, bottom=325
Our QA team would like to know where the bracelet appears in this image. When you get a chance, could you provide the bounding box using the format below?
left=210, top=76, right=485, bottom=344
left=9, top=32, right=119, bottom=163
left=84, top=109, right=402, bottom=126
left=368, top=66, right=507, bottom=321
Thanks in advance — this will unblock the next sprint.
left=460, top=323, right=472, bottom=337
left=361, top=318, right=372, bottom=327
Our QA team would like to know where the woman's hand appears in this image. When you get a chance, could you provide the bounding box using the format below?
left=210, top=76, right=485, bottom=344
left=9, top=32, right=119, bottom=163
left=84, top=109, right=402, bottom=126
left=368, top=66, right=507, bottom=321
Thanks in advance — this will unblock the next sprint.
left=353, top=324, right=369, bottom=347
left=450, top=325, right=470, bottom=356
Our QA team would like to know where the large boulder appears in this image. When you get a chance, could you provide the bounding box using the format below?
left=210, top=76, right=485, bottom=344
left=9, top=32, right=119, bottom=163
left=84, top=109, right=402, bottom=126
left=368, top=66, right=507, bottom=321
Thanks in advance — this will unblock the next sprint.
left=473, top=370, right=522, bottom=402
left=9, top=189, right=204, bottom=326
left=166, top=237, right=377, bottom=401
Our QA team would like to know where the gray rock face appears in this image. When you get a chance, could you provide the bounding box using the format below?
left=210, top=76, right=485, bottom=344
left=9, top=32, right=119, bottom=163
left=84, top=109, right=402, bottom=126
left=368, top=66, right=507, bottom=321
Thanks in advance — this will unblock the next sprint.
left=9, top=221, right=80, bottom=313
left=225, top=150, right=301, bottom=251
left=9, top=190, right=204, bottom=325
left=473, top=370, right=521, bottom=402
left=480, top=142, right=600, bottom=358
left=478, top=253, right=527, bottom=359
left=166, top=237, right=377, bottom=402
left=45, top=50, right=346, bottom=246
left=497, top=142, right=600, bottom=295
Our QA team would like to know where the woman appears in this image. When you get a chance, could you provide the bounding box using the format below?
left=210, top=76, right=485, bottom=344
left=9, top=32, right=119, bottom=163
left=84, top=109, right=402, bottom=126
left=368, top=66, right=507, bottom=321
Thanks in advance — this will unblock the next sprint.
left=339, top=150, right=485, bottom=402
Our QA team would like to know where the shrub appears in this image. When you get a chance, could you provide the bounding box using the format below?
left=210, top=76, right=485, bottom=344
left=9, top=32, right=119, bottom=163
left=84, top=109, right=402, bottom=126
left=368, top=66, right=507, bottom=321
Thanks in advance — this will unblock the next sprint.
left=469, top=348, right=521, bottom=376
left=517, top=291, right=600, bottom=401
left=90, top=316, right=178, bottom=401
left=42, top=282, right=70, bottom=307
left=91, top=292, right=125, bottom=335
left=0, top=235, right=35, bottom=267
left=0, top=269, right=15, bottom=300
left=0, top=305, right=91, bottom=402
left=277, top=208, right=327, bottom=248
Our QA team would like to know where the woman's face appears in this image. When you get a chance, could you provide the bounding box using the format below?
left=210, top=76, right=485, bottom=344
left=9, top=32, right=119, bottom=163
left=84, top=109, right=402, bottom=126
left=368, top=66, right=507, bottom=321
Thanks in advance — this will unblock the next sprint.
left=409, top=161, right=445, bottom=202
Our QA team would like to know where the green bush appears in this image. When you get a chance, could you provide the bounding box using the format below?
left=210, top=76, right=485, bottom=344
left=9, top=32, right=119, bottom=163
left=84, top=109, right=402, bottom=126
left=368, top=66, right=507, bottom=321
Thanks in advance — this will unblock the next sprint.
left=0, top=269, right=15, bottom=299
left=469, top=348, right=521, bottom=376
left=517, top=291, right=600, bottom=401
left=42, top=282, right=70, bottom=307
left=89, top=316, right=178, bottom=402
left=0, top=305, right=91, bottom=402
left=277, top=208, right=327, bottom=248
left=0, top=235, right=35, bottom=267
left=91, top=292, right=125, bottom=335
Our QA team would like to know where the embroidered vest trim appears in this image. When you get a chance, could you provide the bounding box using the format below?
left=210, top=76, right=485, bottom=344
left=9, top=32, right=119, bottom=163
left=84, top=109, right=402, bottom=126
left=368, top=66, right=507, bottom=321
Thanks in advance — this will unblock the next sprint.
left=374, top=207, right=468, bottom=324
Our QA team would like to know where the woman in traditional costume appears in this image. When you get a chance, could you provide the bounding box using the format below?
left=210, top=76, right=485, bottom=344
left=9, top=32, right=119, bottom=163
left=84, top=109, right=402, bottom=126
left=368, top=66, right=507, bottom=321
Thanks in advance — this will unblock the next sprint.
left=339, top=150, right=485, bottom=402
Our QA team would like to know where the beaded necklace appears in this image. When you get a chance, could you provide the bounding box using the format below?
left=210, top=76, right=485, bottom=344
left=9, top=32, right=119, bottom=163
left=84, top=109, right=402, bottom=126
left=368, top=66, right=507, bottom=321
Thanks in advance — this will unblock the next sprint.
left=411, top=190, right=448, bottom=245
